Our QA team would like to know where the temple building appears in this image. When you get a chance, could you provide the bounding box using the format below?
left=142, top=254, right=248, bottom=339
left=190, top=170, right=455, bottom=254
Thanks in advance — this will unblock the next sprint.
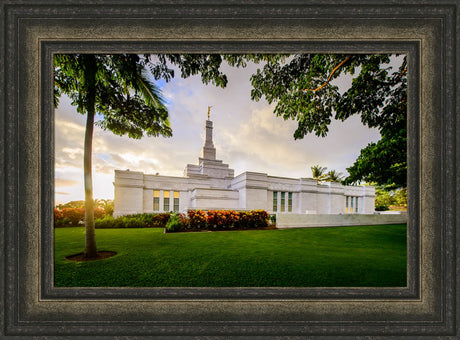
left=113, top=111, right=375, bottom=217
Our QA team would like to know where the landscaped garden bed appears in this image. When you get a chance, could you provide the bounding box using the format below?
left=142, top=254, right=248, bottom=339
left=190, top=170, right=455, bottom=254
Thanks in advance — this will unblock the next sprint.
left=165, top=210, right=271, bottom=232
left=53, top=208, right=273, bottom=232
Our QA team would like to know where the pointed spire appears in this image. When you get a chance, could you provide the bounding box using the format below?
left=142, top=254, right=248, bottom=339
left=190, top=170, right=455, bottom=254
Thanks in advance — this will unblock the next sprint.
left=201, top=107, right=216, bottom=160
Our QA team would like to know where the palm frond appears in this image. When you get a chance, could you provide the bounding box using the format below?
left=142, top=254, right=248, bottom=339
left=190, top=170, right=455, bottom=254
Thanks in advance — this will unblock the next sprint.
left=136, top=70, right=166, bottom=109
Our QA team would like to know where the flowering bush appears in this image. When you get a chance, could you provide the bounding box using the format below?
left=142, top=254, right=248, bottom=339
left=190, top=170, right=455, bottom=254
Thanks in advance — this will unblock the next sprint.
left=93, top=207, right=106, bottom=219
left=207, top=210, right=240, bottom=229
left=60, top=207, right=85, bottom=225
left=153, top=213, right=172, bottom=228
left=249, top=210, right=269, bottom=228
left=54, top=208, right=270, bottom=231
left=54, top=208, right=63, bottom=221
left=166, top=213, right=187, bottom=232
left=187, top=210, right=207, bottom=229
left=178, top=213, right=190, bottom=229
left=166, top=210, right=270, bottom=232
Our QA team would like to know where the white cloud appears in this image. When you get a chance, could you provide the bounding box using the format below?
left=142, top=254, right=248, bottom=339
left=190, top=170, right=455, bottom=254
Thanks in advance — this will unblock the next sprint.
left=55, top=178, right=79, bottom=187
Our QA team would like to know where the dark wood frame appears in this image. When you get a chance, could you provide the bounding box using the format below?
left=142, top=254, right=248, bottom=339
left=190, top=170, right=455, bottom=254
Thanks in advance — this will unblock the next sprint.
left=1, top=1, right=458, bottom=337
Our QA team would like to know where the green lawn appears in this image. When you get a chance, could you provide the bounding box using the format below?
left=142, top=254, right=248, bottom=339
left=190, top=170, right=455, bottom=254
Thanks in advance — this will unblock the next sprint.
left=54, top=224, right=407, bottom=287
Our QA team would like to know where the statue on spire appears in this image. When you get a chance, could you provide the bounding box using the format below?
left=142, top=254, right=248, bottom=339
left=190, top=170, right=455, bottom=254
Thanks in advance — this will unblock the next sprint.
left=207, top=106, right=213, bottom=120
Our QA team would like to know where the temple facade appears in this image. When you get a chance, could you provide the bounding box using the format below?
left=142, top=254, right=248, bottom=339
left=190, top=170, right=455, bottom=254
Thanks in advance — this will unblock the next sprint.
left=113, top=116, right=375, bottom=217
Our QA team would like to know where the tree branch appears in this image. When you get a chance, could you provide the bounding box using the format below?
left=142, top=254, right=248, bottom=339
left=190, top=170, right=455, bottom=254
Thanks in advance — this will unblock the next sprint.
left=301, top=55, right=351, bottom=93
left=393, top=67, right=407, bottom=84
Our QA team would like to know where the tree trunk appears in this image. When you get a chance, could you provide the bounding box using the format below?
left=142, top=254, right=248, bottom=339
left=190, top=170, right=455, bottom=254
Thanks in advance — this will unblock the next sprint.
left=83, top=109, right=97, bottom=257
left=83, top=55, right=98, bottom=258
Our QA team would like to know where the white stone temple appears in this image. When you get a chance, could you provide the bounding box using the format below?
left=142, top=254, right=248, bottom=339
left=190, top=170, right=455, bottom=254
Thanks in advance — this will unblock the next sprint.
left=113, top=112, right=375, bottom=217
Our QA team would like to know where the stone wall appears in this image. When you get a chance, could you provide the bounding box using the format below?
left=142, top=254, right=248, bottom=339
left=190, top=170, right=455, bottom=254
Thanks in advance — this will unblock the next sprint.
left=189, top=188, right=239, bottom=210
left=276, top=212, right=407, bottom=229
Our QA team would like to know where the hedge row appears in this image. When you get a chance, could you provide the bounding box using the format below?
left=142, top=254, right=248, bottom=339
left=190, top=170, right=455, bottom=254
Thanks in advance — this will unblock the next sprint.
left=54, top=207, right=106, bottom=227
left=94, top=213, right=170, bottom=229
left=54, top=209, right=270, bottom=231
left=166, top=210, right=270, bottom=233
left=54, top=208, right=170, bottom=228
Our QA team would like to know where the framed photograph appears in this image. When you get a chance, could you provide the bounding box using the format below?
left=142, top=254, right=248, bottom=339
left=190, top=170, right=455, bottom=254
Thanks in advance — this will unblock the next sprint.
left=53, top=51, right=408, bottom=289
left=1, top=1, right=458, bottom=338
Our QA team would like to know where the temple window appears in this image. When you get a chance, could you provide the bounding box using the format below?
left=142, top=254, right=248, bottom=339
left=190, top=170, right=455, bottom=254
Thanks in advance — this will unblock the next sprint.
left=163, top=191, right=170, bottom=212
left=173, top=191, right=180, bottom=212
left=153, top=190, right=160, bottom=211
left=272, top=191, right=278, bottom=212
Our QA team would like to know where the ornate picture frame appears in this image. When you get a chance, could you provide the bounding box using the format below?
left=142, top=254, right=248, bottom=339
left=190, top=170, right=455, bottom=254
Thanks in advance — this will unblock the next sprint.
left=1, top=1, right=458, bottom=337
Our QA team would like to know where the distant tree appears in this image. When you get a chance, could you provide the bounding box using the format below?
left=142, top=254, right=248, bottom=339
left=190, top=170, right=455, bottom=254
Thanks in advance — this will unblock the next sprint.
left=325, top=170, right=344, bottom=183
left=374, top=186, right=395, bottom=209
left=94, top=199, right=115, bottom=216
left=310, top=165, right=327, bottom=183
left=393, top=188, right=407, bottom=207
left=56, top=200, right=85, bottom=209
left=373, top=186, right=407, bottom=210
left=343, top=127, right=406, bottom=189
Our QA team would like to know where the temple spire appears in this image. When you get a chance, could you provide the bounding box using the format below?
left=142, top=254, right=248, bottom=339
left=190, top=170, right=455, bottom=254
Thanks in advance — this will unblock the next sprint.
left=201, top=107, right=216, bottom=160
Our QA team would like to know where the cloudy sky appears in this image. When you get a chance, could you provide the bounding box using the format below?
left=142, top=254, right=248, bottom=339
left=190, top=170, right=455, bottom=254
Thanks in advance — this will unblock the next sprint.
left=55, top=57, right=385, bottom=204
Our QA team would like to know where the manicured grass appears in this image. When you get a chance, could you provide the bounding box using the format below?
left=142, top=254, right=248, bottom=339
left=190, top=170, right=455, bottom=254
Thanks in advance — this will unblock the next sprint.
left=54, top=224, right=407, bottom=287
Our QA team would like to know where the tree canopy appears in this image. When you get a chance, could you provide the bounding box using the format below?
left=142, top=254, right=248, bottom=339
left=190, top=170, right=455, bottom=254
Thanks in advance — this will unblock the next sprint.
left=310, top=164, right=327, bottom=182
left=54, top=54, right=172, bottom=139
left=243, top=54, right=407, bottom=189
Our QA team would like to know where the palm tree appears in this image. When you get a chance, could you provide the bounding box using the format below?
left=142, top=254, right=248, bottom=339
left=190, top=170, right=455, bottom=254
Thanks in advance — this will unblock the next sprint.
left=325, top=169, right=344, bottom=182
left=54, top=54, right=171, bottom=258
left=310, top=165, right=327, bottom=183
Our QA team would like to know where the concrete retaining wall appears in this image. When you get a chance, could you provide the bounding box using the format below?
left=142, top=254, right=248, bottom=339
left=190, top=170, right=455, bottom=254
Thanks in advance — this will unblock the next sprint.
left=276, top=212, right=407, bottom=229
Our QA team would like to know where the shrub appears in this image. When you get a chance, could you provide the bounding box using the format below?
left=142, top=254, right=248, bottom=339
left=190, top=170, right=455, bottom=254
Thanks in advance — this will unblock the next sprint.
left=93, top=207, right=106, bottom=219
left=61, top=207, right=85, bottom=225
left=226, top=210, right=240, bottom=227
left=165, top=213, right=185, bottom=232
left=269, top=214, right=276, bottom=225
left=152, top=213, right=171, bottom=228
left=178, top=213, right=189, bottom=229
left=235, top=211, right=251, bottom=229
left=207, top=210, right=229, bottom=229
left=375, top=188, right=395, bottom=207
left=94, top=216, right=116, bottom=229
left=165, top=209, right=270, bottom=232
left=54, top=207, right=109, bottom=227
left=143, top=213, right=171, bottom=228
left=250, top=210, right=269, bottom=228
left=375, top=204, right=390, bottom=211
left=55, top=217, right=71, bottom=227
left=54, top=208, right=63, bottom=221
left=187, top=210, right=207, bottom=229
left=94, top=213, right=172, bottom=229
left=393, top=188, right=407, bottom=207
left=233, top=210, right=269, bottom=229
left=123, top=217, right=146, bottom=228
